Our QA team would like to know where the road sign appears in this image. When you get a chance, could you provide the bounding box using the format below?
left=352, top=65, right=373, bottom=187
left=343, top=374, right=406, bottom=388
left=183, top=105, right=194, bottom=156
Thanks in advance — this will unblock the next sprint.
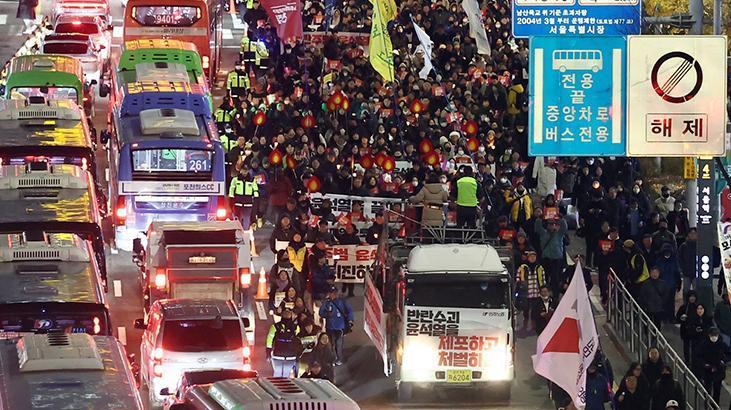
left=512, top=0, right=641, bottom=38
left=529, top=36, right=626, bottom=157
left=684, top=157, right=697, bottom=179
left=627, top=36, right=728, bottom=157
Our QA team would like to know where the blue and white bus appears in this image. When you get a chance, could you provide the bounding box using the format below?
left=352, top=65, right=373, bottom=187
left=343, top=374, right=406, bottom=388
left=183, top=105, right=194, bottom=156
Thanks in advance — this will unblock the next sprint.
left=108, top=82, right=227, bottom=250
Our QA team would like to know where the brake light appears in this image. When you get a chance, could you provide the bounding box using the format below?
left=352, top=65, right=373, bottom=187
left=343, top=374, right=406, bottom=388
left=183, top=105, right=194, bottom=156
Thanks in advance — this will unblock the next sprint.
left=154, top=268, right=166, bottom=290
left=202, top=56, right=210, bottom=69
left=153, top=363, right=163, bottom=377
left=243, top=363, right=252, bottom=371
left=239, top=268, right=251, bottom=287
left=152, top=347, right=163, bottom=361
left=72, top=20, right=82, bottom=25
left=92, top=316, right=101, bottom=334
left=242, top=346, right=251, bottom=358
left=115, top=196, right=127, bottom=225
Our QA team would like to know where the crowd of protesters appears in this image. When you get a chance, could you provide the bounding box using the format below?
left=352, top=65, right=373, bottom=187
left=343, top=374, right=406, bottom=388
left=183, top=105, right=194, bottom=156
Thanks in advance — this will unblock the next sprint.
left=214, top=0, right=731, bottom=405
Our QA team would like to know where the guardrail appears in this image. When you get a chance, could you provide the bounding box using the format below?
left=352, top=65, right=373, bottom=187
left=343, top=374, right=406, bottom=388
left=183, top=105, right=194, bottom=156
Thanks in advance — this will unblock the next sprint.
left=607, top=270, right=720, bottom=410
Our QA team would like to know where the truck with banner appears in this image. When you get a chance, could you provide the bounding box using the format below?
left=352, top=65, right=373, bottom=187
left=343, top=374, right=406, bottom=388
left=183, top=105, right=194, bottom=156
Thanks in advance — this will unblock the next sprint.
left=366, top=219, right=515, bottom=402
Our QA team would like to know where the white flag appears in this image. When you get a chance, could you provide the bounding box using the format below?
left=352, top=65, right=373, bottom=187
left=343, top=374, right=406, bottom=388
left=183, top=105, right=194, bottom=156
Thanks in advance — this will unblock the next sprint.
left=532, top=263, right=599, bottom=409
left=460, top=0, right=491, bottom=56
left=411, top=18, right=434, bottom=80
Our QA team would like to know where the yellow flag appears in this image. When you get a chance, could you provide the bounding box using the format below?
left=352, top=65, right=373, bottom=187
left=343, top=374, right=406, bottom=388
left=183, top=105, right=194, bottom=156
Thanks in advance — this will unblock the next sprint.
left=369, top=0, right=396, bottom=83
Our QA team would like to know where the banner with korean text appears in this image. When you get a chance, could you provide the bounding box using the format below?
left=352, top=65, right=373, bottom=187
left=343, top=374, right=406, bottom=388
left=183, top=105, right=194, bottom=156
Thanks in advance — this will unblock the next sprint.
left=364, top=273, right=388, bottom=375
left=309, top=193, right=404, bottom=221
left=274, top=242, right=378, bottom=283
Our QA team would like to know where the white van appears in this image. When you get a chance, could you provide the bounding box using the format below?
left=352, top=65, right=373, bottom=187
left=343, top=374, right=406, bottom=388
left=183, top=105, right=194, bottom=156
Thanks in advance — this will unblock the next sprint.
left=135, top=299, right=252, bottom=409
left=396, top=244, right=514, bottom=400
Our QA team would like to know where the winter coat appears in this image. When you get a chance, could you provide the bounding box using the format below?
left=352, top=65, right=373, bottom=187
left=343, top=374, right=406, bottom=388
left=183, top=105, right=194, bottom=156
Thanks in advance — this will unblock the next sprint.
left=585, top=372, right=611, bottom=410
left=682, top=312, right=712, bottom=342
left=714, top=300, right=731, bottom=336
left=319, top=298, right=354, bottom=331
left=310, top=343, right=336, bottom=379
left=640, top=278, right=670, bottom=314
left=655, top=252, right=681, bottom=289
left=651, top=374, right=685, bottom=410
left=409, top=183, right=448, bottom=227
left=533, top=158, right=557, bottom=198
left=642, top=356, right=665, bottom=387
left=693, top=337, right=726, bottom=379
left=678, top=240, right=697, bottom=279
left=269, top=222, right=296, bottom=253
left=614, top=384, right=649, bottom=410
left=534, top=218, right=568, bottom=260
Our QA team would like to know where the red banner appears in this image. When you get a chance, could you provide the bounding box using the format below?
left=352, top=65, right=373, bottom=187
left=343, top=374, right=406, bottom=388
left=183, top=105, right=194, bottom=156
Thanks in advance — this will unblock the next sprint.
left=260, top=0, right=303, bottom=42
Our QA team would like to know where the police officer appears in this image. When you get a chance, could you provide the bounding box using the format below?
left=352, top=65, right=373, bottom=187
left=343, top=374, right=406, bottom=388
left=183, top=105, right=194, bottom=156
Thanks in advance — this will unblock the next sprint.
left=265, top=309, right=302, bottom=378
left=228, top=169, right=259, bottom=230
left=226, top=63, right=250, bottom=102
left=240, top=34, right=257, bottom=72
left=214, top=99, right=236, bottom=129
left=227, top=137, right=248, bottom=171
left=452, top=166, right=482, bottom=228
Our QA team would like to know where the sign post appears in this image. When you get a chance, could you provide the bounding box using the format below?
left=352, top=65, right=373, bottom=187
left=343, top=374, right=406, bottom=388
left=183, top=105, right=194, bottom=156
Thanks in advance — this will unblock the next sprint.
left=697, top=159, right=716, bottom=310
left=529, top=36, right=626, bottom=156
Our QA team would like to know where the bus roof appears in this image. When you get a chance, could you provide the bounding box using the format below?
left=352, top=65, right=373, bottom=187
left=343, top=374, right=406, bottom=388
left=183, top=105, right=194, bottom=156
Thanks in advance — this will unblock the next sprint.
left=0, top=164, right=98, bottom=225
left=116, top=81, right=211, bottom=118
left=407, top=244, right=506, bottom=274
left=204, top=378, right=360, bottom=410
left=120, top=39, right=203, bottom=74
left=116, top=108, right=216, bottom=145
left=0, top=334, right=143, bottom=409
left=0, top=231, right=102, bottom=304
left=6, top=55, right=83, bottom=89
left=115, top=63, right=202, bottom=92
left=0, top=100, right=92, bottom=149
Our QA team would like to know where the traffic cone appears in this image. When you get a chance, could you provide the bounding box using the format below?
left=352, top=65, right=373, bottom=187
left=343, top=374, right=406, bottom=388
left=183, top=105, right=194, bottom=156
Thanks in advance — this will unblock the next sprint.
left=250, top=230, right=259, bottom=257
left=255, top=267, right=268, bottom=299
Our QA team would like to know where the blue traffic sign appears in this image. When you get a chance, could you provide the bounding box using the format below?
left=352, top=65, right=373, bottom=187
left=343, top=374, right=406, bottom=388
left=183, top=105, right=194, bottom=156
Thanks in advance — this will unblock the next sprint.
left=512, top=0, right=641, bottom=38
left=529, top=36, right=626, bottom=157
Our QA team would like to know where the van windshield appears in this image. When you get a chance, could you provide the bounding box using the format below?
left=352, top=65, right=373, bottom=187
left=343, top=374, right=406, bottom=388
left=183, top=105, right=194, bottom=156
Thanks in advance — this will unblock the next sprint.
left=406, top=279, right=510, bottom=309
left=162, top=319, right=242, bottom=352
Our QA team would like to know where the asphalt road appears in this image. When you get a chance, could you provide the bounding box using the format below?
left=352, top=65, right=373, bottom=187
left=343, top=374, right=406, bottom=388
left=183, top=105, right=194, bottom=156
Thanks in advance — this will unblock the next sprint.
left=2, top=1, right=630, bottom=408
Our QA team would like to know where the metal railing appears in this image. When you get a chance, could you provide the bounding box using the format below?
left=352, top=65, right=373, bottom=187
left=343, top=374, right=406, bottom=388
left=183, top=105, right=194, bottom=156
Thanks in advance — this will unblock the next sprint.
left=607, top=270, right=719, bottom=410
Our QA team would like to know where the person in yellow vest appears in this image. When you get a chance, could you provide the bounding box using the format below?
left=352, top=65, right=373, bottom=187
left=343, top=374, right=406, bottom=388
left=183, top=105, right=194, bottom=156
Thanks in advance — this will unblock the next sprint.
left=451, top=166, right=482, bottom=228
left=214, top=100, right=236, bottom=128
left=623, top=239, right=650, bottom=295
left=226, top=63, right=250, bottom=101
left=229, top=169, right=259, bottom=230
left=240, top=35, right=257, bottom=72
left=516, top=249, right=545, bottom=332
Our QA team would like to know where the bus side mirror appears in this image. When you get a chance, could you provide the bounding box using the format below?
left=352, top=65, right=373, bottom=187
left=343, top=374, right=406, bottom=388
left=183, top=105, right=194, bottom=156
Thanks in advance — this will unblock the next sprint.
left=133, top=318, right=146, bottom=329
left=99, top=84, right=111, bottom=98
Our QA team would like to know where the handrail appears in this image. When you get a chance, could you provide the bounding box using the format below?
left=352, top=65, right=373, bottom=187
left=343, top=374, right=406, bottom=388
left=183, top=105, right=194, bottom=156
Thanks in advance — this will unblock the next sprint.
left=607, top=269, right=720, bottom=410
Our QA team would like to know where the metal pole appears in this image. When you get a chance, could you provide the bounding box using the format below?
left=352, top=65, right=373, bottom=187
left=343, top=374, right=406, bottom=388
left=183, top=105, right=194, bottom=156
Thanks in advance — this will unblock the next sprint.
left=685, top=0, right=703, bottom=226
left=713, top=0, right=722, bottom=35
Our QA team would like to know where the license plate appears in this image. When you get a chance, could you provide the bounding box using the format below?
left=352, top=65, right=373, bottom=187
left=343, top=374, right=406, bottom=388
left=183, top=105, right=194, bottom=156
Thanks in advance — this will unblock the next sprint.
left=446, top=369, right=472, bottom=383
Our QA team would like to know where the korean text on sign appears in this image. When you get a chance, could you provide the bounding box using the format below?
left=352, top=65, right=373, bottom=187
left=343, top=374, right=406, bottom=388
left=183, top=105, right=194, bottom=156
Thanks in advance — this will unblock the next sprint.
left=437, top=335, right=500, bottom=368
left=406, top=309, right=460, bottom=337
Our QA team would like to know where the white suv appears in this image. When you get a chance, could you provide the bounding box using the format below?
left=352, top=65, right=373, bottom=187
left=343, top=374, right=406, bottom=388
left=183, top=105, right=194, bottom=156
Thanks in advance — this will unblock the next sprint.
left=134, top=299, right=252, bottom=409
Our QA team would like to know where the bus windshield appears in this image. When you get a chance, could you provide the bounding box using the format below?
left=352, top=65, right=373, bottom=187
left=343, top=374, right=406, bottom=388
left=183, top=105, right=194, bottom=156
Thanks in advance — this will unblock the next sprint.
left=406, top=279, right=510, bottom=309
left=132, top=148, right=212, bottom=173
left=132, top=6, right=201, bottom=26
left=162, top=319, right=243, bottom=352
left=0, top=304, right=109, bottom=334
left=10, top=87, right=78, bottom=102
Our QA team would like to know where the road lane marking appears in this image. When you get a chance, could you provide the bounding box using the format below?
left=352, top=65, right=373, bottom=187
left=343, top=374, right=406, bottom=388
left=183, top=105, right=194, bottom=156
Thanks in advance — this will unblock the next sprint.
left=222, top=29, right=233, bottom=40
left=113, top=26, right=123, bottom=39
left=113, top=280, right=123, bottom=297
left=117, top=326, right=127, bottom=345
left=231, top=15, right=246, bottom=30
left=256, top=301, right=267, bottom=321
left=0, top=15, right=7, bottom=25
